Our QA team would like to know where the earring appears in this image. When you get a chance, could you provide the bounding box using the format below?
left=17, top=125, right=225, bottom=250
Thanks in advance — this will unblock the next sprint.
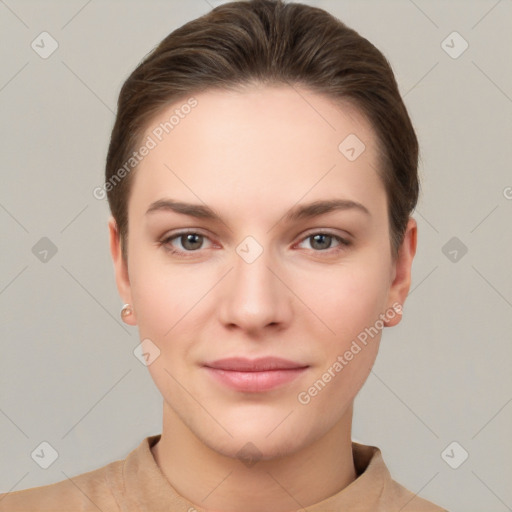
left=121, top=304, right=133, bottom=321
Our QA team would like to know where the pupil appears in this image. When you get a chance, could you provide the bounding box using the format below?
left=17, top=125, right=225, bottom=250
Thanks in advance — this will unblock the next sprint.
left=313, top=234, right=330, bottom=250
left=184, top=234, right=202, bottom=250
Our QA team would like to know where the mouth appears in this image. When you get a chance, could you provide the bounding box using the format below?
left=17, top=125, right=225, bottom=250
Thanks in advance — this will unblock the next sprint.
left=203, top=357, right=309, bottom=392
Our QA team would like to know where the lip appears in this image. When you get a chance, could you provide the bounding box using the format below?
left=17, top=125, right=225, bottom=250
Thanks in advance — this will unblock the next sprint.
left=203, top=357, right=309, bottom=392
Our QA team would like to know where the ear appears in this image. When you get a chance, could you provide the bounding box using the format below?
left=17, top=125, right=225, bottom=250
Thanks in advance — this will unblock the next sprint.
left=109, top=217, right=137, bottom=326
left=384, top=217, right=417, bottom=327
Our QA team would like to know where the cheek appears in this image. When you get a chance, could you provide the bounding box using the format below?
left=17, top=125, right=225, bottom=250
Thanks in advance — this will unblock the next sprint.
left=127, top=258, right=211, bottom=400
left=298, top=258, right=392, bottom=344
left=129, top=262, right=208, bottom=341
left=294, top=264, right=390, bottom=414
left=127, top=241, right=225, bottom=369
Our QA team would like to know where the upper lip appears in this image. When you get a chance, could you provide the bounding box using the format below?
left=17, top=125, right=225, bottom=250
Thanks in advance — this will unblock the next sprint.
left=204, top=357, right=308, bottom=372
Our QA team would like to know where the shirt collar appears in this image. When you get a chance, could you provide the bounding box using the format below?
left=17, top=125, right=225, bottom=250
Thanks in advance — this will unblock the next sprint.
left=115, top=435, right=392, bottom=512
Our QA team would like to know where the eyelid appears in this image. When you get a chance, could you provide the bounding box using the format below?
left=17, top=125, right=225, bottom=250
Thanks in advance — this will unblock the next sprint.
left=298, top=227, right=352, bottom=242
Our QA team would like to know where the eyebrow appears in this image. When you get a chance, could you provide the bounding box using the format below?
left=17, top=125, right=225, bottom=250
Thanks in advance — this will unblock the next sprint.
left=145, top=198, right=370, bottom=223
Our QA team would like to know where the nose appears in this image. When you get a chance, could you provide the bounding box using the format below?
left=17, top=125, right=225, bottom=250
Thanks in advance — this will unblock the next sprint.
left=217, top=242, right=292, bottom=335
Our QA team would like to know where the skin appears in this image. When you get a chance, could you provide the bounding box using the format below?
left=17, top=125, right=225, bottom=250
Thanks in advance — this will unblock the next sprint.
left=109, top=84, right=417, bottom=512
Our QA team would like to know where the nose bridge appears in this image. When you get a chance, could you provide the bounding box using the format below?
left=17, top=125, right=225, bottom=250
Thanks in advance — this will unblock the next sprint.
left=219, top=235, right=287, bottom=330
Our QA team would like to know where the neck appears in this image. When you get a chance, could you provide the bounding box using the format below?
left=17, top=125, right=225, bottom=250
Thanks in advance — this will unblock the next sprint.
left=151, top=402, right=357, bottom=512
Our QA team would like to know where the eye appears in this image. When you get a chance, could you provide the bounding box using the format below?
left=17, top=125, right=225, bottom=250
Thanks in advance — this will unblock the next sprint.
left=160, top=229, right=351, bottom=259
left=160, top=231, right=213, bottom=257
left=297, top=231, right=351, bottom=253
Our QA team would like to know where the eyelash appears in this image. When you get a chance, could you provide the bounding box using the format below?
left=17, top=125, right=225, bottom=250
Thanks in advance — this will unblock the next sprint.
left=159, top=230, right=351, bottom=259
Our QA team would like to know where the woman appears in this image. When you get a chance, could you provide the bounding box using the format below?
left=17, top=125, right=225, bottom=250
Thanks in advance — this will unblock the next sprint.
left=0, top=0, right=447, bottom=510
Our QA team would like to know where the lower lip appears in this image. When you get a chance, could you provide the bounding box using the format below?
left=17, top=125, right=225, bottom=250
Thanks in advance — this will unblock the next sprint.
left=204, top=367, right=308, bottom=392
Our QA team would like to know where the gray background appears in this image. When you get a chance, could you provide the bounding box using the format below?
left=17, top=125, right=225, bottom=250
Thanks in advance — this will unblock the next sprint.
left=1, top=1, right=511, bottom=511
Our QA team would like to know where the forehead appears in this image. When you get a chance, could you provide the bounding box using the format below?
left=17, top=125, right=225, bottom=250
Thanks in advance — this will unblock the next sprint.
left=129, top=85, right=386, bottom=223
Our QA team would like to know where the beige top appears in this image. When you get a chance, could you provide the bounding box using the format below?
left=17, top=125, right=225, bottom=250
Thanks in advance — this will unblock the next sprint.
left=0, top=434, right=447, bottom=511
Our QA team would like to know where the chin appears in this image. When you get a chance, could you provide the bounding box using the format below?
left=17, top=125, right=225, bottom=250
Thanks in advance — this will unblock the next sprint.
left=210, top=434, right=305, bottom=463
left=195, top=415, right=317, bottom=463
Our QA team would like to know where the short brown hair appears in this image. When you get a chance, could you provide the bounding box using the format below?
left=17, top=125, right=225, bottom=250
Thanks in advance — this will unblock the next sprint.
left=105, top=0, right=419, bottom=260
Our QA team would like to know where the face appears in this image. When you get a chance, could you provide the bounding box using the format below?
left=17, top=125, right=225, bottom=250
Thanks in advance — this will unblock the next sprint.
left=110, top=84, right=416, bottom=460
